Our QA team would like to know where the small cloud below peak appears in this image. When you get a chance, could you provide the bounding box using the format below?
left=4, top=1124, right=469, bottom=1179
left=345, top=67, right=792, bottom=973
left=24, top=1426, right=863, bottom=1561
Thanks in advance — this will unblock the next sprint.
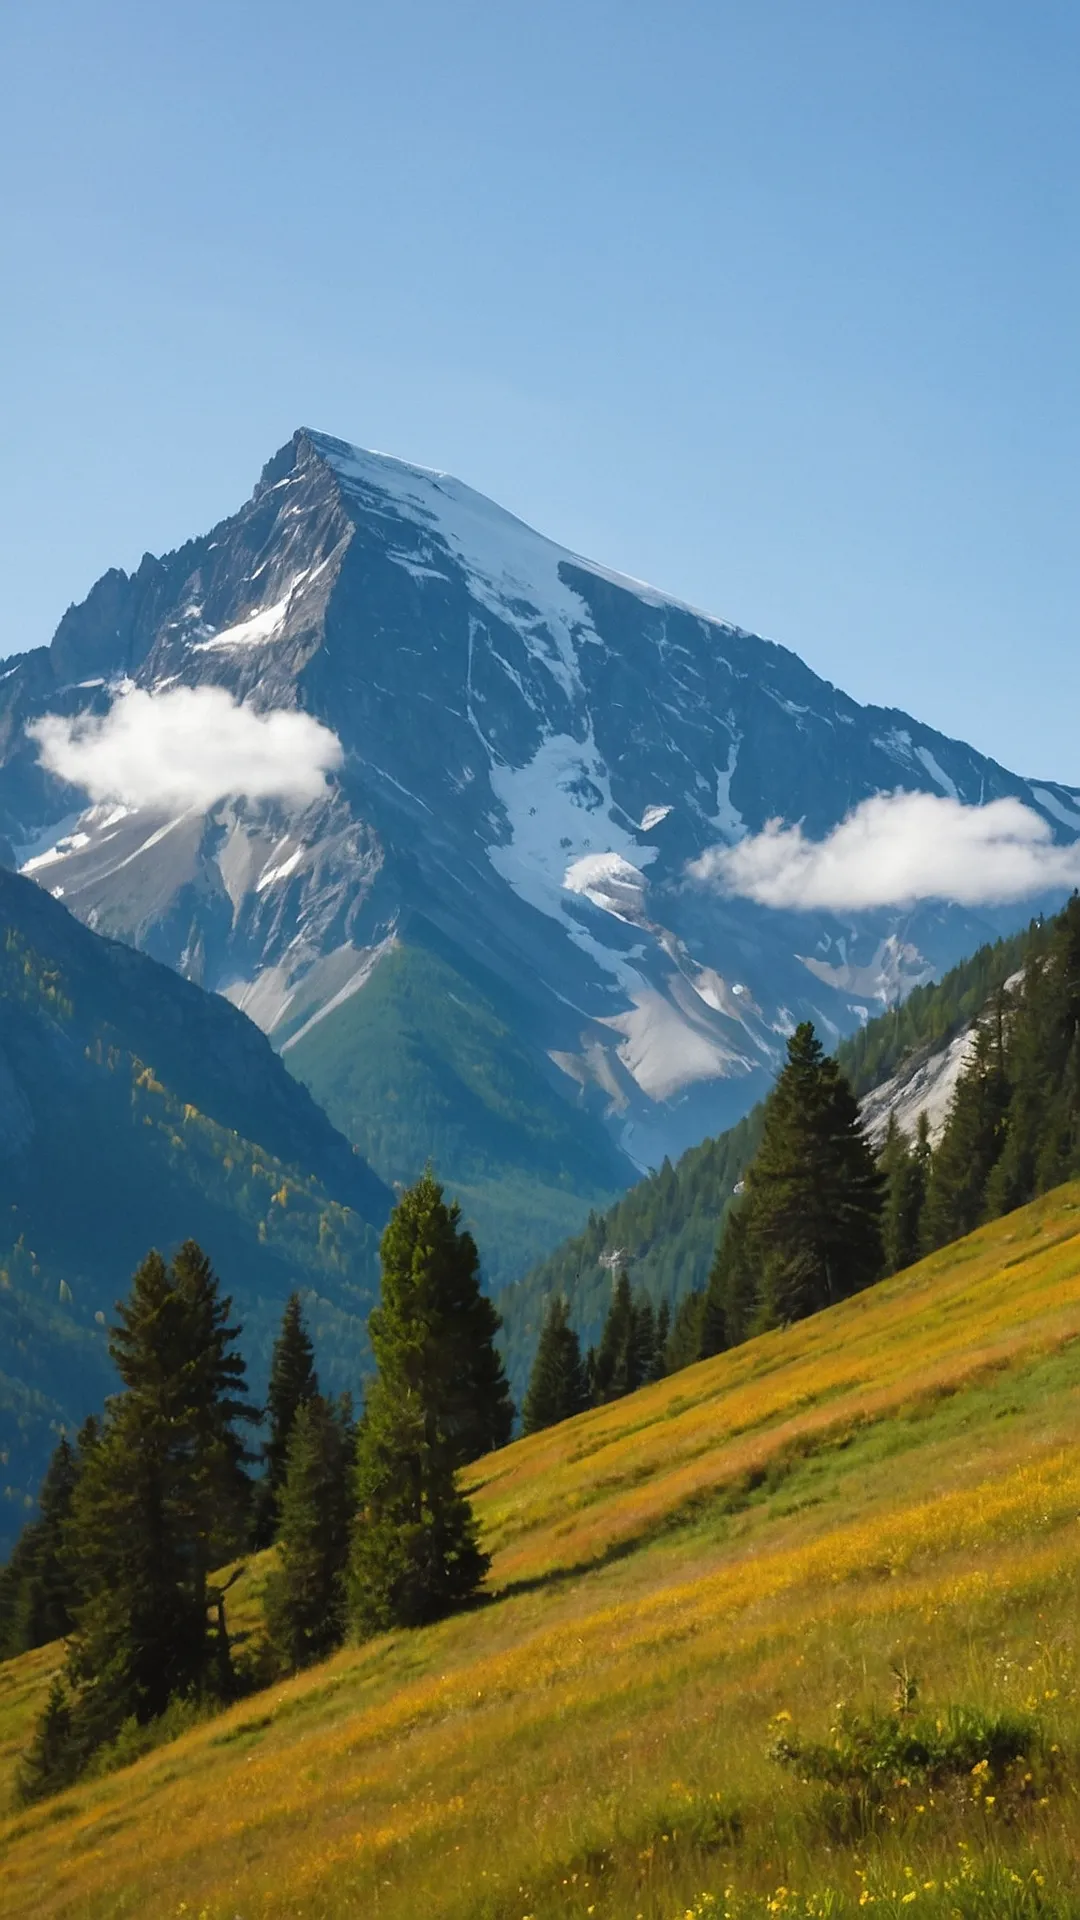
left=27, top=684, right=342, bottom=813
left=687, top=790, right=1080, bottom=911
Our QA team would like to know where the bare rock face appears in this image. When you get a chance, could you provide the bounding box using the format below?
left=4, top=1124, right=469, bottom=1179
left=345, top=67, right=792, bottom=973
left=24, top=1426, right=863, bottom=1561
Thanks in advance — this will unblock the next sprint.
left=1, top=429, right=1076, bottom=1255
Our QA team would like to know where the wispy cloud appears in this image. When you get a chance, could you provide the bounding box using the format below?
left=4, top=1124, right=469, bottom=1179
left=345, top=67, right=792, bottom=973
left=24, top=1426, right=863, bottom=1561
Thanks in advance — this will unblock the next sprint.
left=687, top=791, right=1080, bottom=911
left=27, top=685, right=343, bottom=811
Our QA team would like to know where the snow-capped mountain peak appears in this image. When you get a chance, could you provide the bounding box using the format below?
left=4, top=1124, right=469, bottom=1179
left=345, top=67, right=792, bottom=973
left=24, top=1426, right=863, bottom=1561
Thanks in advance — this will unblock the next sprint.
left=2, top=427, right=1078, bottom=1276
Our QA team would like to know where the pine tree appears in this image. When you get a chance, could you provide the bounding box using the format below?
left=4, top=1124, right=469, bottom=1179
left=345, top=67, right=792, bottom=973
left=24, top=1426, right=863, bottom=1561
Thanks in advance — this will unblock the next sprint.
left=255, top=1292, right=319, bottom=1547
left=15, top=1675, right=79, bottom=1806
left=590, top=1272, right=659, bottom=1402
left=591, top=1269, right=635, bottom=1402
left=61, top=1243, right=257, bottom=1758
left=424, top=1185, right=515, bottom=1465
left=348, top=1175, right=492, bottom=1636
left=648, top=1300, right=671, bottom=1381
left=985, top=901, right=1080, bottom=1212
left=700, top=1204, right=756, bottom=1358
left=264, top=1395, right=353, bottom=1669
left=23, top=1435, right=81, bottom=1647
left=663, top=1290, right=706, bottom=1372
left=633, top=1296, right=657, bottom=1385
left=0, top=1439, right=74, bottom=1659
left=923, top=1016, right=1010, bottom=1249
left=879, top=1113, right=931, bottom=1275
left=522, top=1296, right=588, bottom=1433
left=365, top=1169, right=513, bottom=1467
left=748, top=1023, right=884, bottom=1328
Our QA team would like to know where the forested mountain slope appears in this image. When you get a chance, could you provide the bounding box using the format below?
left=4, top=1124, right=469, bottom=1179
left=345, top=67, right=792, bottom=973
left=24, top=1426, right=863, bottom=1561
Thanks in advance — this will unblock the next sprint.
left=0, top=870, right=389, bottom=1552
left=495, top=913, right=1042, bottom=1387
left=3, top=1184, right=1079, bottom=1917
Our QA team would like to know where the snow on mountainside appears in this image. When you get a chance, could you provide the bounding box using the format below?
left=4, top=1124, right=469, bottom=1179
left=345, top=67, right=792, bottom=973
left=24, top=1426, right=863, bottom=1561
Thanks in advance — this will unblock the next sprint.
left=0, top=428, right=1077, bottom=1276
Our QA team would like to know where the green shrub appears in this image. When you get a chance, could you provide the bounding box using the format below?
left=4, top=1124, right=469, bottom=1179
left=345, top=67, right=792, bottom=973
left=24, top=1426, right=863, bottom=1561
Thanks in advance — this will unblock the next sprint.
left=770, top=1700, right=1038, bottom=1794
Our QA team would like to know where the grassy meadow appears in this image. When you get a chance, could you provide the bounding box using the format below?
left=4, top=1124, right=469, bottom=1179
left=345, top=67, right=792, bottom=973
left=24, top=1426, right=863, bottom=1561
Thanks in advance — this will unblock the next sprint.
left=2, top=1184, right=1080, bottom=1917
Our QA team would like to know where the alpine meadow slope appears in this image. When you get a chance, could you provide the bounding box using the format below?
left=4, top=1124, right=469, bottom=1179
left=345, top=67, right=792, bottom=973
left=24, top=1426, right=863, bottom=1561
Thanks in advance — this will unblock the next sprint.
left=0, top=866, right=389, bottom=1552
left=1, top=1183, right=1079, bottom=1917
left=2, top=428, right=1079, bottom=1280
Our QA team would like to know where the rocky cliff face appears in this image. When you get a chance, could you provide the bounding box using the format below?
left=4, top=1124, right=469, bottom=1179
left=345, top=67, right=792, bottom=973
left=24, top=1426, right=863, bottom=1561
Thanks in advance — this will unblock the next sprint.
left=1, top=429, right=1075, bottom=1274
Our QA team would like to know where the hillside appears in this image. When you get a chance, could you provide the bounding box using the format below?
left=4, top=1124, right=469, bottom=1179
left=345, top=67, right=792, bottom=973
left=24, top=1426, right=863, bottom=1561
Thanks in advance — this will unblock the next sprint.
left=282, top=922, right=627, bottom=1290
left=0, top=868, right=389, bottom=1551
left=496, top=915, right=1040, bottom=1386
left=3, top=428, right=1077, bottom=1282
left=2, top=1184, right=1079, bottom=1917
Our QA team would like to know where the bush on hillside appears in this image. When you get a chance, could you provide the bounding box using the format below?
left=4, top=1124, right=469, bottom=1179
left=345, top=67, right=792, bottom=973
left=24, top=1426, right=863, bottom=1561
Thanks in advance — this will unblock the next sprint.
left=769, top=1690, right=1046, bottom=1839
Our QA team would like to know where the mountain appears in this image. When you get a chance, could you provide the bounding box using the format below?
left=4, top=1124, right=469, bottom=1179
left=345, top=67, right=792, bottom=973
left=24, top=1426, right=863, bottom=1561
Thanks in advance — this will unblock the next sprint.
left=0, top=866, right=389, bottom=1553
left=495, top=914, right=1038, bottom=1389
left=4, top=1183, right=1079, bottom=1912
left=2, top=427, right=1078, bottom=1281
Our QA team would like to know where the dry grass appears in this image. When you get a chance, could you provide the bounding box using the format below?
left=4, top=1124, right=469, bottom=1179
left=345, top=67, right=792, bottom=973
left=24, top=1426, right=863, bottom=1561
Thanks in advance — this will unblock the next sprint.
left=1, top=1186, right=1079, bottom=1917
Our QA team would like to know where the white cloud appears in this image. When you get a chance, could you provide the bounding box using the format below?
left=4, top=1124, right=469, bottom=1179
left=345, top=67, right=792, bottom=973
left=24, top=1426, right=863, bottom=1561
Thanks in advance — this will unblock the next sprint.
left=687, top=790, right=1080, bottom=911
left=27, top=685, right=343, bottom=812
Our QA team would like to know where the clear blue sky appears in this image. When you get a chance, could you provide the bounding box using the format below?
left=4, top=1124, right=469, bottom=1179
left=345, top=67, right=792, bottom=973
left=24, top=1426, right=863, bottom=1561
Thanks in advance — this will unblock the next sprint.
left=2, top=1, right=1077, bottom=778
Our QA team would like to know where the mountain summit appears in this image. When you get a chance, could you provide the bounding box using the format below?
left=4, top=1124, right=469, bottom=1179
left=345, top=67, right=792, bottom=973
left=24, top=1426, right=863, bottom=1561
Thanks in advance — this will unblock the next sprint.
left=1, top=428, right=1076, bottom=1278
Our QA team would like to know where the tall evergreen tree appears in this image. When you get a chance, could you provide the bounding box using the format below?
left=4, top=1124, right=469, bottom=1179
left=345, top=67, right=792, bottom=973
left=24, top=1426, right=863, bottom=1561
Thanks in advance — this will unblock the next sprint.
left=648, top=1299, right=671, bottom=1381
left=264, top=1394, right=353, bottom=1669
left=256, top=1291, right=319, bottom=1547
left=0, top=1433, right=85, bottom=1660
left=591, top=1270, right=639, bottom=1402
left=15, top=1675, right=79, bottom=1806
left=634, top=1295, right=657, bottom=1385
left=879, top=1112, right=931, bottom=1275
left=412, top=1174, right=514, bottom=1464
left=59, top=1243, right=257, bottom=1758
left=591, top=1271, right=662, bottom=1401
left=984, top=901, right=1080, bottom=1213
left=23, top=1435, right=81, bottom=1648
left=747, top=1023, right=884, bottom=1328
left=348, top=1174, right=492, bottom=1636
left=662, top=1289, right=706, bottom=1372
left=700, top=1204, right=756, bottom=1358
left=923, top=1015, right=1010, bottom=1250
left=522, top=1296, right=588, bottom=1434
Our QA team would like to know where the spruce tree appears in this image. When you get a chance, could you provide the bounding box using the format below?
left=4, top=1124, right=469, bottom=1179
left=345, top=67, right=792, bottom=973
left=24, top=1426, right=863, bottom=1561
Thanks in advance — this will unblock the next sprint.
left=0, top=1531, right=37, bottom=1661
left=0, top=1438, right=76, bottom=1659
left=748, top=1023, right=884, bottom=1328
left=61, top=1243, right=257, bottom=1757
left=591, top=1269, right=636, bottom=1402
left=700, top=1204, right=756, bottom=1358
left=256, top=1292, right=319, bottom=1547
left=264, top=1394, right=353, bottom=1669
left=649, top=1300, right=671, bottom=1381
left=348, top=1174, right=492, bottom=1636
left=23, top=1435, right=81, bottom=1648
left=662, top=1290, right=706, bottom=1372
left=633, top=1296, right=657, bottom=1385
left=415, top=1175, right=515, bottom=1464
left=985, top=901, right=1080, bottom=1213
left=923, top=1017, right=1010, bottom=1249
left=879, top=1114, right=931, bottom=1275
left=15, top=1675, right=78, bottom=1806
left=522, top=1296, right=588, bottom=1434
left=591, top=1273, right=659, bottom=1402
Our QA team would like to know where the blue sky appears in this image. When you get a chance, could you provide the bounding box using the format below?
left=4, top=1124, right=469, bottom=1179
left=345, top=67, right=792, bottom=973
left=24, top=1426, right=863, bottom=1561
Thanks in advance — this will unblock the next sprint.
left=2, top=1, right=1077, bottom=777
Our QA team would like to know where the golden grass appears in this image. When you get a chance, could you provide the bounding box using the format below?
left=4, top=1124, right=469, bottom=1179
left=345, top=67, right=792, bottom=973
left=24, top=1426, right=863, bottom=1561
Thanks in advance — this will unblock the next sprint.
left=1, top=1185, right=1080, bottom=1918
